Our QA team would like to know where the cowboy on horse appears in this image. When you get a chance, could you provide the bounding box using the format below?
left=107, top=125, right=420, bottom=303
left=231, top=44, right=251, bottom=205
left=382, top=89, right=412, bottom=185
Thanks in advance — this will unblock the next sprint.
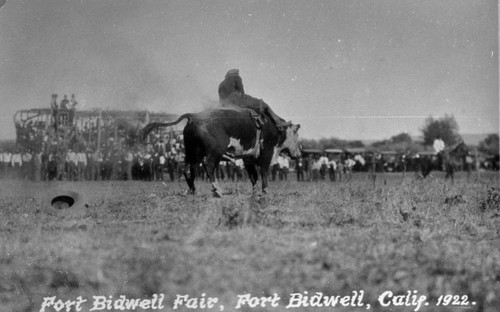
left=433, top=135, right=445, bottom=170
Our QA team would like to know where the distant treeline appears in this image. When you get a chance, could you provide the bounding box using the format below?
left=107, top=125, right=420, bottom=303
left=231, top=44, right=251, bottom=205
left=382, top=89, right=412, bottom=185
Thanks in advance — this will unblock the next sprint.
left=299, top=133, right=418, bottom=153
left=299, top=137, right=365, bottom=151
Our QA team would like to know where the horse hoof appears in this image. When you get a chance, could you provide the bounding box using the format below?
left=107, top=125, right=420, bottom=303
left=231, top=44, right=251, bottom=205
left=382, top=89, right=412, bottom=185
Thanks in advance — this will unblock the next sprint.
left=182, top=189, right=196, bottom=196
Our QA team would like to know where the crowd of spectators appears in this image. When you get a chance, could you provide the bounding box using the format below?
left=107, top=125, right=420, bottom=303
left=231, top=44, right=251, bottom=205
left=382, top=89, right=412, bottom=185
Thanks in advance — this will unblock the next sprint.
left=1, top=145, right=494, bottom=183
left=291, top=151, right=423, bottom=182
left=0, top=142, right=184, bottom=182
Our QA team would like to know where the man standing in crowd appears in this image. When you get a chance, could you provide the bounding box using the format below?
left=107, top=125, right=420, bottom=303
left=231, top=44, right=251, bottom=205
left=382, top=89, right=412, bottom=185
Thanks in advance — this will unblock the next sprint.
left=66, top=149, right=78, bottom=181
left=345, top=156, right=356, bottom=180
left=277, top=153, right=289, bottom=181
left=336, top=157, right=344, bottom=182
left=125, top=149, right=134, bottom=180
left=271, top=156, right=279, bottom=181
left=319, top=153, right=329, bottom=180
left=295, top=156, right=304, bottom=181
left=0, top=150, right=3, bottom=178
left=11, top=149, right=22, bottom=178
left=69, top=94, right=78, bottom=123
left=40, top=149, right=49, bottom=180
left=328, top=156, right=337, bottom=182
left=60, top=94, right=69, bottom=110
left=47, top=152, right=58, bottom=181
left=76, top=149, right=87, bottom=181
left=93, top=149, right=103, bottom=181
left=4, top=150, right=12, bottom=178
left=51, top=94, right=59, bottom=130
left=234, top=158, right=245, bottom=181
left=31, top=150, right=41, bottom=181
left=311, top=156, right=321, bottom=182
left=305, top=154, right=313, bottom=181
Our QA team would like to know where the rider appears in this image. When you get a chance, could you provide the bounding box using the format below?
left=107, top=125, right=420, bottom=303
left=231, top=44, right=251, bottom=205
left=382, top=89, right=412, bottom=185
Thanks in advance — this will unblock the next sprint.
left=433, top=135, right=445, bottom=170
left=218, top=69, right=289, bottom=131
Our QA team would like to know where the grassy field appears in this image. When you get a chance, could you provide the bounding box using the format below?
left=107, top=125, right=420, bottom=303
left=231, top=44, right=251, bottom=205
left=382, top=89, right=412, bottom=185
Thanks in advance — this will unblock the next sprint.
left=0, top=171, right=499, bottom=312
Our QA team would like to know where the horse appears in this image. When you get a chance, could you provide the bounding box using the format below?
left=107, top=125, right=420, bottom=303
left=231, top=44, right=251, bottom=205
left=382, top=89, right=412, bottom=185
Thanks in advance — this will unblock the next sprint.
left=140, top=107, right=301, bottom=197
left=419, top=142, right=470, bottom=183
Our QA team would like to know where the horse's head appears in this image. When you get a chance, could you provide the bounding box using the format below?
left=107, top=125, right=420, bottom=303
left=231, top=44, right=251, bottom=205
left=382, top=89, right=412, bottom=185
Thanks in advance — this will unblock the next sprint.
left=279, top=122, right=301, bottom=159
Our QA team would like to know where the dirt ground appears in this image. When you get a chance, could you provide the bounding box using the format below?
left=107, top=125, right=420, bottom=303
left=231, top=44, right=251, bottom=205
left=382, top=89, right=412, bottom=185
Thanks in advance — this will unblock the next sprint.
left=0, top=171, right=499, bottom=312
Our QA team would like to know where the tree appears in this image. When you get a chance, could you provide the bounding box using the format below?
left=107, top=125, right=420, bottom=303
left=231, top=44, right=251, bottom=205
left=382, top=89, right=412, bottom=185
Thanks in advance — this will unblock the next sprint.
left=479, top=133, right=499, bottom=156
left=370, top=132, right=417, bottom=153
left=421, top=115, right=461, bottom=146
left=299, top=137, right=365, bottom=150
left=391, top=132, right=412, bottom=144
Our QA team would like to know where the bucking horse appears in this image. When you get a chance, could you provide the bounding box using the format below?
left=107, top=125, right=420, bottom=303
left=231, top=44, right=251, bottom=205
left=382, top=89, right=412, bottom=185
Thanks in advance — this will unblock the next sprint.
left=141, top=107, right=301, bottom=197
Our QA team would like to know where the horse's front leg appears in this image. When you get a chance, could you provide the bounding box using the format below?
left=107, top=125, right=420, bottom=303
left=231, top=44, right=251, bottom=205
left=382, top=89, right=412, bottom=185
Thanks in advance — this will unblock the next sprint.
left=260, top=166, right=270, bottom=194
left=244, top=162, right=259, bottom=193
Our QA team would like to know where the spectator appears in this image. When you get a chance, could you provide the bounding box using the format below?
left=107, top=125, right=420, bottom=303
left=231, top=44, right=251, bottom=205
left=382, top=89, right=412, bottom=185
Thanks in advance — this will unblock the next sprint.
left=295, top=156, right=304, bottom=181
left=305, top=154, right=313, bottom=181
left=2, top=150, right=11, bottom=175
left=175, top=150, right=185, bottom=180
left=66, top=149, right=78, bottom=181
left=234, top=158, right=245, bottom=181
left=69, top=94, right=78, bottom=123
left=311, top=157, right=321, bottom=182
left=277, top=153, right=289, bottom=181
left=354, top=154, right=365, bottom=170
left=336, top=158, right=344, bottom=182
left=271, top=156, right=279, bottom=181
left=51, top=94, right=59, bottom=130
left=166, top=153, right=176, bottom=181
left=0, top=150, right=3, bottom=178
left=11, top=150, right=22, bottom=170
left=21, top=149, right=33, bottom=180
left=125, top=150, right=134, bottom=180
left=60, top=94, right=69, bottom=110
left=34, top=151, right=42, bottom=181
left=76, top=149, right=87, bottom=181
left=328, top=156, right=337, bottom=182
left=40, top=150, right=49, bottom=180
left=85, top=148, right=94, bottom=180
left=345, top=157, right=356, bottom=180
left=47, top=153, right=58, bottom=180
left=216, top=161, right=226, bottom=181
left=319, top=153, right=329, bottom=180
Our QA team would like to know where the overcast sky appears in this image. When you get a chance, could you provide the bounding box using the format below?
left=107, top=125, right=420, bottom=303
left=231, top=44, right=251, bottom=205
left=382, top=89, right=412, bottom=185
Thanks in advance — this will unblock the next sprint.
left=0, top=0, right=498, bottom=141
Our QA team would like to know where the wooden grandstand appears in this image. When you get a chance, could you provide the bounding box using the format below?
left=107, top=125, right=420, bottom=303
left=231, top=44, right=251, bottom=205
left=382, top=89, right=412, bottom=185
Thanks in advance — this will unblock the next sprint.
left=13, top=107, right=182, bottom=153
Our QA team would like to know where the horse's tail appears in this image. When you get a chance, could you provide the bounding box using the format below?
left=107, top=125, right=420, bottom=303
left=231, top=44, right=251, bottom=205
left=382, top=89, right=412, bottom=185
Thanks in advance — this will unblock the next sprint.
left=140, top=113, right=192, bottom=141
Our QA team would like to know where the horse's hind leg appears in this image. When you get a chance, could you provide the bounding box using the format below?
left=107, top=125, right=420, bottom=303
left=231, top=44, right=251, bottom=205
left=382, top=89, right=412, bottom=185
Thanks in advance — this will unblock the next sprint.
left=183, top=163, right=197, bottom=194
left=203, top=156, right=223, bottom=198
